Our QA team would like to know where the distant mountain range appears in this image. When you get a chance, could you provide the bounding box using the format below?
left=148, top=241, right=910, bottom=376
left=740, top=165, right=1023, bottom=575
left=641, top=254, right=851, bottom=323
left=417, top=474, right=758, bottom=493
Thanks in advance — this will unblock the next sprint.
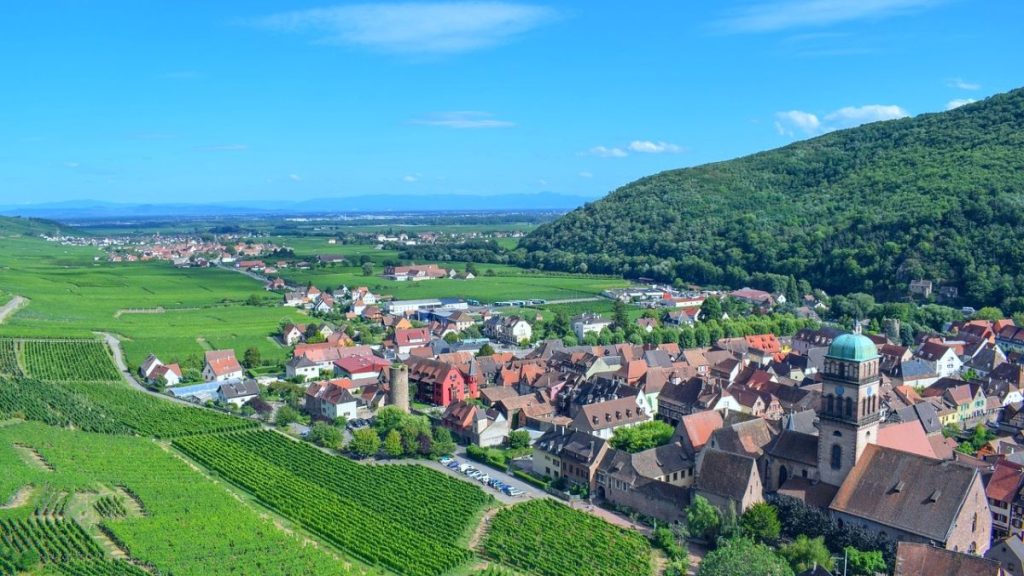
left=0, top=192, right=594, bottom=220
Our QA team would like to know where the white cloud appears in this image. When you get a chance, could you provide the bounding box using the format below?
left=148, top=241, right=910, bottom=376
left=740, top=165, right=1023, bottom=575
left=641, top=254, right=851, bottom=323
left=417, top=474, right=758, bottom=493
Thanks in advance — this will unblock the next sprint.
left=411, top=111, right=514, bottom=129
left=946, top=98, right=977, bottom=110
left=824, top=104, right=909, bottom=127
left=628, top=140, right=684, bottom=154
left=584, top=146, right=628, bottom=158
left=198, top=144, right=249, bottom=151
left=946, top=77, right=980, bottom=90
left=774, top=104, right=908, bottom=136
left=256, top=2, right=556, bottom=54
left=403, top=175, right=418, bottom=182
left=717, top=0, right=941, bottom=33
left=578, top=171, right=593, bottom=178
left=774, top=110, right=821, bottom=135
left=64, top=162, right=80, bottom=169
left=289, top=174, right=302, bottom=182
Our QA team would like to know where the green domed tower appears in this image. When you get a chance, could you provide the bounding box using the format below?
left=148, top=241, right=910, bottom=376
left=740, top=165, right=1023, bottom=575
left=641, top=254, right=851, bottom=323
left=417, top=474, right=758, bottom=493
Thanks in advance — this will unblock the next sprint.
left=817, top=330, right=882, bottom=487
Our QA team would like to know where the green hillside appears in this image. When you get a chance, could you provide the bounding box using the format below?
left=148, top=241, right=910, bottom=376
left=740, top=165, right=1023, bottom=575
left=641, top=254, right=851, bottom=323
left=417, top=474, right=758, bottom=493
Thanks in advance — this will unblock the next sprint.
left=521, top=88, right=1024, bottom=308
left=0, top=215, right=72, bottom=237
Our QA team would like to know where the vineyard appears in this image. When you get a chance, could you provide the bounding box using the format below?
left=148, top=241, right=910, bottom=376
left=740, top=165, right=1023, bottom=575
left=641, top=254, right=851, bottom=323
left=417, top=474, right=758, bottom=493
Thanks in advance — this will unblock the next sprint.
left=21, top=340, right=121, bottom=382
left=0, top=377, right=257, bottom=438
left=0, top=517, right=104, bottom=568
left=175, top=430, right=493, bottom=576
left=93, top=496, right=127, bottom=520
left=1, top=422, right=361, bottom=576
left=54, top=560, right=151, bottom=576
left=484, top=500, right=652, bottom=576
left=0, top=340, right=20, bottom=377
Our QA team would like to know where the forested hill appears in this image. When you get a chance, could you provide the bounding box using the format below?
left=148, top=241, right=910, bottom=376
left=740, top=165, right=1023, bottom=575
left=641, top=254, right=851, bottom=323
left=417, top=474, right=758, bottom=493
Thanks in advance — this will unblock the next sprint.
left=520, top=87, right=1024, bottom=308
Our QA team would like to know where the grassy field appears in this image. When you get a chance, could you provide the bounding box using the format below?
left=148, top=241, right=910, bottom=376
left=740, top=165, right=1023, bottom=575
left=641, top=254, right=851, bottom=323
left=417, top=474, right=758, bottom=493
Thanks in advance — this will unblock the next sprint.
left=0, top=422, right=363, bottom=576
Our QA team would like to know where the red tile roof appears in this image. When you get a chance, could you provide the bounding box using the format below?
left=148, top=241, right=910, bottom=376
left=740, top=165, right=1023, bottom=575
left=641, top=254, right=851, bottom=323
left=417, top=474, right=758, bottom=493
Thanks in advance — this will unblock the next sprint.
left=877, top=421, right=937, bottom=459
left=204, top=350, right=241, bottom=377
left=986, top=459, right=1024, bottom=503
left=680, top=410, right=724, bottom=451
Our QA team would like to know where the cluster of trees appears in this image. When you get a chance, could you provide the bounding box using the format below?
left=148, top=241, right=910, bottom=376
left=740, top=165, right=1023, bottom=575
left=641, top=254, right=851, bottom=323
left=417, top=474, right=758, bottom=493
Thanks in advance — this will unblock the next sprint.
left=687, top=496, right=887, bottom=576
left=520, top=88, right=1024, bottom=310
left=609, top=420, right=674, bottom=453
left=348, top=407, right=457, bottom=459
left=531, top=307, right=819, bottom=349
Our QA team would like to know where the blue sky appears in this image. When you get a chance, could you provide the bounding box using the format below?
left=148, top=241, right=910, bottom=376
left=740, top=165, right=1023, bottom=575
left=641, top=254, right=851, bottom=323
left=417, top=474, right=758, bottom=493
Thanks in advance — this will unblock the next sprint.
left=0, top=1, right=1020, bottom=204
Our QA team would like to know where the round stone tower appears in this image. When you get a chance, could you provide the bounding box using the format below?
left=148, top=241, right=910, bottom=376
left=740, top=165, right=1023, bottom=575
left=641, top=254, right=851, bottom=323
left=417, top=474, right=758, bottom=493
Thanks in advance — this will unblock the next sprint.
left=389, top=363, right=410, bottom=413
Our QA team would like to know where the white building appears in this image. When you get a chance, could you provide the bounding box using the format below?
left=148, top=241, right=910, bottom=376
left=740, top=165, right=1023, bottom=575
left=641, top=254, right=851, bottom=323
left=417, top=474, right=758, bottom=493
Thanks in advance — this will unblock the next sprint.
left=572, top=314, right=612, bottom=341
left=386, top=299, right=443, bottom=315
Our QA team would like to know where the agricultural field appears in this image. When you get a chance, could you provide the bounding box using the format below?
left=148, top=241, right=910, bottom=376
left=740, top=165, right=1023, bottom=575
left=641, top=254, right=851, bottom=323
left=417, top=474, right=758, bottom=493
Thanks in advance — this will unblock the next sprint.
left=0, top=377, right=257, bottom=438
left=21, top=340, right=121, bottom=382
left=0, top=422, right=363, bottom=576
left=281, top=262, right=626, bottom=304
left=484, top=500, right=652, bottom=576
left=0, top=232, right=306, bottom=368
left=175, top=430, right=493, bottom=576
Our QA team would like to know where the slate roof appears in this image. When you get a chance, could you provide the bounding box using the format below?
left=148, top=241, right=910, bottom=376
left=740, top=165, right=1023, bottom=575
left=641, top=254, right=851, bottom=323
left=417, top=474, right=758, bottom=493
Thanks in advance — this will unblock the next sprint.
left=572, top=396, right=648, bottom=433
left=709, top=417, right=777, bottom=458
left=218, top=379, right=259, bottom=399
left=694, top=448, right=758, bottom=502
left=894, top=542, right=1000, bottom=576
left=830, top=445, right=981, bottom=543
left=766, top=430, right=819, bottom=466
left=535, top=428, right=607, bottom=466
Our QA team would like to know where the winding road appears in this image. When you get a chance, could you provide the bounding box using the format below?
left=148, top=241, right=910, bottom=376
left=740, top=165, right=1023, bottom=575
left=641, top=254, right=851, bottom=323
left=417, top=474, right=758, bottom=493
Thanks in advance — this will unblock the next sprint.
left=0, top=296, right=28, bottom=324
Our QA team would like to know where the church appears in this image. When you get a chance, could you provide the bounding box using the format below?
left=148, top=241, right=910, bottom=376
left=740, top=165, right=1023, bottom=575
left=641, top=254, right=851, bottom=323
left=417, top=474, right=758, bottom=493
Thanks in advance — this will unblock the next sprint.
left=761, top=332, right=992, bottom=554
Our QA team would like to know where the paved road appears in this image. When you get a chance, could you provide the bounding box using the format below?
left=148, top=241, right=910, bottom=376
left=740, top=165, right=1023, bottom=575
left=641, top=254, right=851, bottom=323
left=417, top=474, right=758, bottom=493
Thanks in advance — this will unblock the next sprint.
left=0, top=296, right=28, bottom=324
left=97, top=331, right=224, bottom=410
left=541, top=297, right=603, bottom=305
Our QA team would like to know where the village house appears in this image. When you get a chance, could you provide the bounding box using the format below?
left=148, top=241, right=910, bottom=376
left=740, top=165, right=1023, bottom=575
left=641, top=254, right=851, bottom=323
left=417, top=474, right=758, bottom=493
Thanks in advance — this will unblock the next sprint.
left=440, top=401, right=509, bottom=447
left=286, top=356, right=321, bottom=381
left=405, top=356, right=478, bottom=407
left=572, top=313, right=612, bottom=340
left=916, top=341, right=964, bottom=378
left=484, top=315, right=533, bottom=345
left=139, top=354, right=182, bottom=386
left=333, top=354, right=391, bottom=385
left=533, top=428, right=609, bottom=492
left=985, top=459, right=1024, bottom=540
left=596, top=444, right=692, bottom=523
left=997, top=324, right=1024, bottom=355
left=281, top=323, right=305, bottom=346
left=383, top=264, right=448, bottom=281
left=570, top=395, right=651, bottom=440
left=216, top=379, right=260, bottom=407
left=391, top=327, right=432, bottom=355
left=729, top=287, right=775, bottom=311
left=693, top=448, right=765, bottom=515
left=305, top=379, right=360, bottom=422
left=202, top=350, right=244, bottom=382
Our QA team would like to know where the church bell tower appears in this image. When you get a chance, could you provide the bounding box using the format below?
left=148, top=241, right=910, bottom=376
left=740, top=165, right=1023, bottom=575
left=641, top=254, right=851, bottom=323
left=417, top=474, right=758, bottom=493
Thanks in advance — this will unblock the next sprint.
left=817, top=330, right=882, bottom=487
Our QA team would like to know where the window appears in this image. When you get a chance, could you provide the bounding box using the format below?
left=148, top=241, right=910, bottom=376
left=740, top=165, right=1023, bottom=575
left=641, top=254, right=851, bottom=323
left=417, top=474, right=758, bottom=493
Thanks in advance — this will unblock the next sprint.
left=826, top=395, right=834, bottom=414
left=831, top=444, right=842, bottom=470
left=845, top=397, right=854, bottom=418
